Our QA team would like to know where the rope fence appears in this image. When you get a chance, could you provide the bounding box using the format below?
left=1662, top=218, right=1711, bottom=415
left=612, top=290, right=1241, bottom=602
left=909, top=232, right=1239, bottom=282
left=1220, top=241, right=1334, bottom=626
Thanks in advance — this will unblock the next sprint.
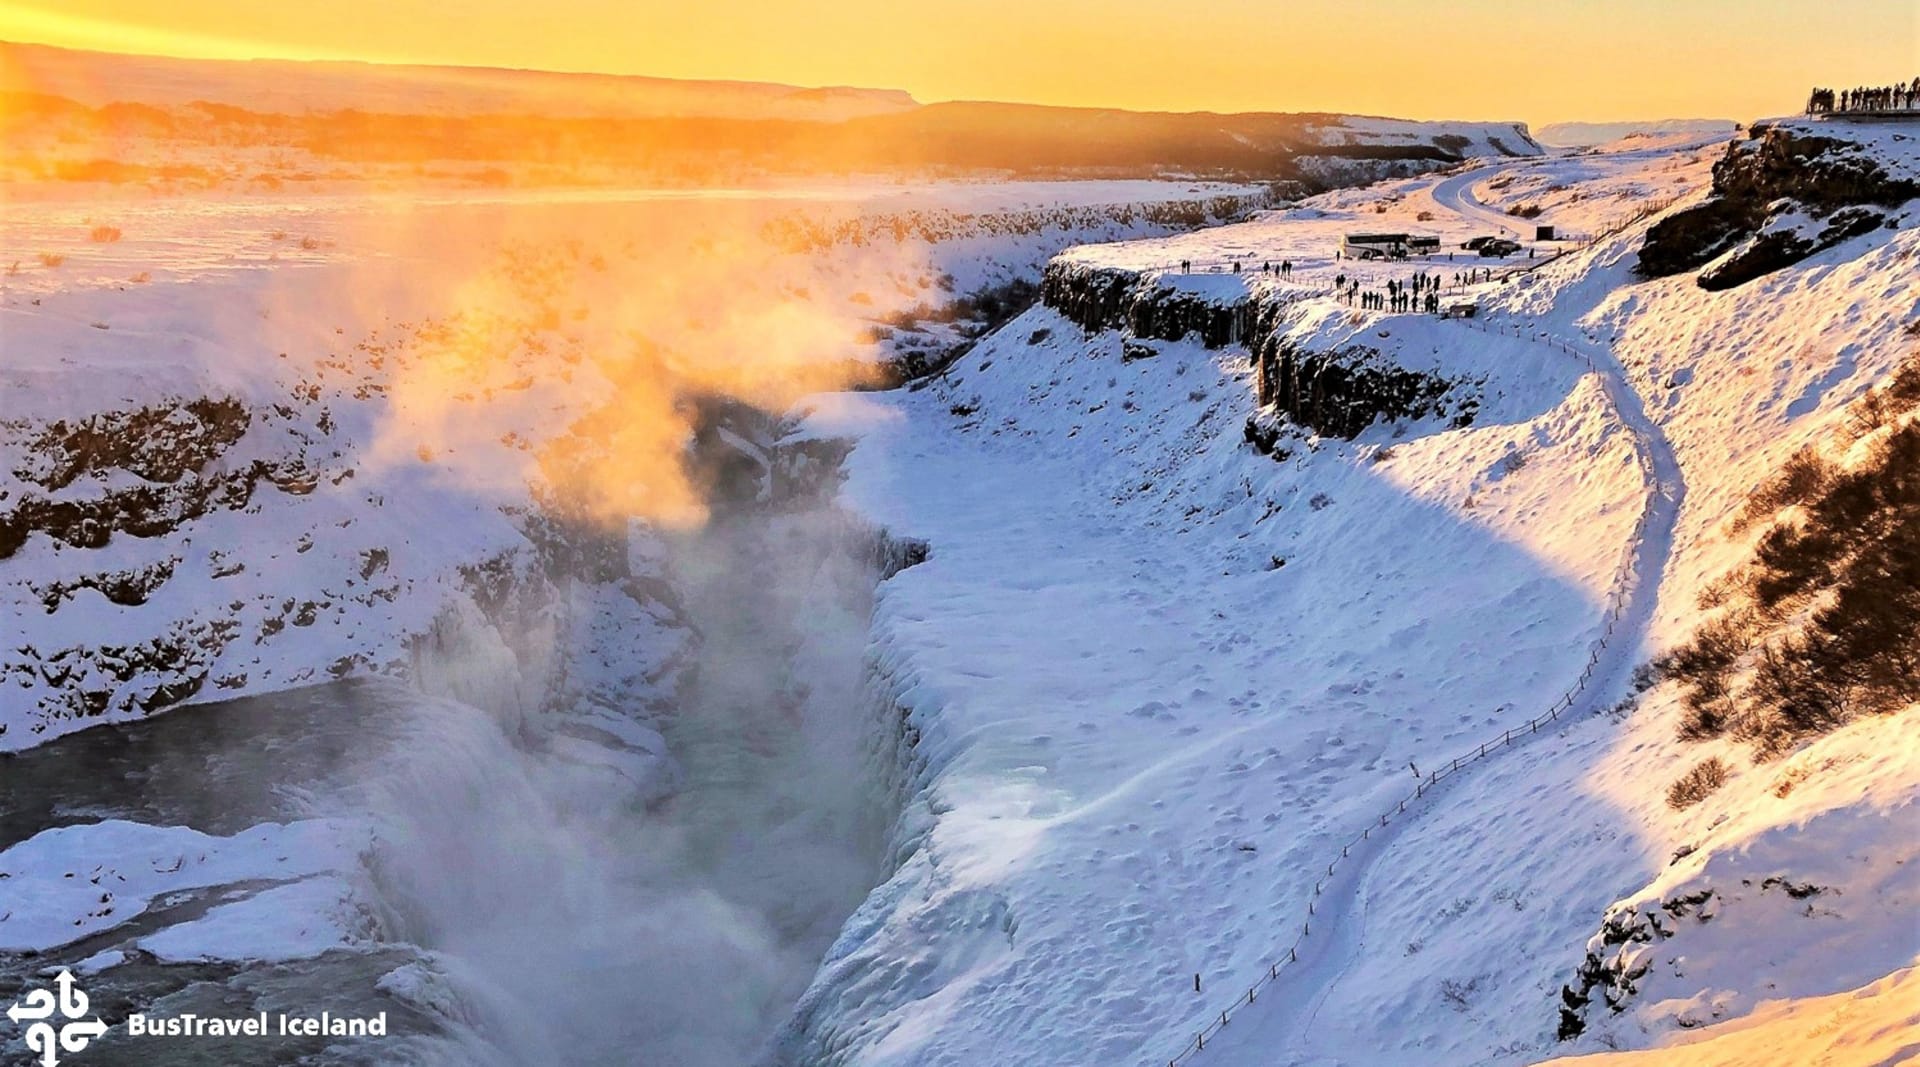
left=1158, top=312, right=1659, bottom=1066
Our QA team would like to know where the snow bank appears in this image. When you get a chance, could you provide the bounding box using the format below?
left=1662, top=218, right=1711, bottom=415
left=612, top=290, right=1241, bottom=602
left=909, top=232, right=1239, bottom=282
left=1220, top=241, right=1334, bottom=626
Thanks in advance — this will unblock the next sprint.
left=0, top=819, right=366, bottom=954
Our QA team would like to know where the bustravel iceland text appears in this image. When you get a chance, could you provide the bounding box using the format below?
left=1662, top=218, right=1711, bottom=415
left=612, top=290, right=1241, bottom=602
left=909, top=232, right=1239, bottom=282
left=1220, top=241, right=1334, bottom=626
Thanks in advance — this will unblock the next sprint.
left=125, top=1012, right=388, bottom=1038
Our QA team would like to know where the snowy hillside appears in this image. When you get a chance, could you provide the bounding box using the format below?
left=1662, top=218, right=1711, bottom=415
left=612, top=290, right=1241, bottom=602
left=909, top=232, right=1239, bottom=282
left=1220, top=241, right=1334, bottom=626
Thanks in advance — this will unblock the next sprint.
left=781, top=117, right=1919, bottom=1065
left=1534, top=120, right=1739, bottom=150
left=1303, top=115, right=1542, bottom=159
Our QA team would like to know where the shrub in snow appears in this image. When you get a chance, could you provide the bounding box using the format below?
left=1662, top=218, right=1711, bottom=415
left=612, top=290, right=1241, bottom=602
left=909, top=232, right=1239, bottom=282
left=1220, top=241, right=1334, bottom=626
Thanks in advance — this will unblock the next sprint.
left=1731, top=446, right=1831, bottom=531
left=1655, top=363, right=1920, bottom=756
left=1665, top=757, right=1729, bottom=809
left=1438, top=976, right=1481, bottom=1011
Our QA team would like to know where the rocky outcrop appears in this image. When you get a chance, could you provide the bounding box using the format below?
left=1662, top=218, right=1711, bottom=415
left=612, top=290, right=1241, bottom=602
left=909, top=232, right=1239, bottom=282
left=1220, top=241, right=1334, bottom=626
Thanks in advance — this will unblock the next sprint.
left=1555, top=889, right=1716, bottom=1039
left=14, top=397, right=251, bottom=490
left=31, top=558, right=178, bottom=612
left=1, top=618, right=238, bottom=731
left=0, top=455, right=326, bottom=560
left=0, top=395, right=331, bottom=560
left=1040, top=262, right=1252, bottom=346
left=1248, top=335, right=1477, bottom=441
left=766, top=193, right=1279, bottom=254
left=1639, top=124, right=1918, bottom=289
left=1555, top=874, right=1833, bottom=1040
left=1041, top=262, right=1474, bottom=443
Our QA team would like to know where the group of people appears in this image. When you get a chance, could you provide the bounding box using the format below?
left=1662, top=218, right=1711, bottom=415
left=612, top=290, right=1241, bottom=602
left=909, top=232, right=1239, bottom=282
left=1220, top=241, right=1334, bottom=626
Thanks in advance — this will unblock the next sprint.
left=1334, top=270, right=1448, bottom=314
left=1806, top=78, right=1920, bottom=114
left=1177, top=258, right=1507, bottom=315
left=1174, top=259, right=1297, bottom=277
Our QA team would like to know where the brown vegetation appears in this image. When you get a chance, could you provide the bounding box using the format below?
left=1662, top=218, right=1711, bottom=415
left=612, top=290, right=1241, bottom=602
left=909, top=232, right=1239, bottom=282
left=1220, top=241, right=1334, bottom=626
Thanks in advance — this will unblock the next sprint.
left=1656, top=354, right=1920, bottom=756
left=1666, top=757, right=1729, bottom=809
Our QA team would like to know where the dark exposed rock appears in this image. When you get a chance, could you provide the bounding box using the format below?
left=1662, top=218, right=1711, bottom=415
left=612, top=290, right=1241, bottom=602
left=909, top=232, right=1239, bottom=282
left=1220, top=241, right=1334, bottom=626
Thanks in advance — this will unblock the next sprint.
left=3, top=618, right=233, bottom=732
left=1040, top=260, right=1475, bottom=442
left=1697, top=205, right=1887, bottom=291
left=14, top=397, right=250, bottom=490
left=880, top=536, right=930, bottom=577
left=1639, top=126, right=1919, bottom=288
left=1553, top=882, right=1750, bottom=1040
left=33, top=558, right=179, bottom=613
left=1759, top=875, right=1827, bottom=900
left=1638, top=198, right=1753, bottom=278
left=0, top=456, right=322, bottom=560
left=1249, top=335, right=1476, bottom=440
left=1241, top=412, right=1295, bottom=460
left=1040, top=261, right=1253, bottom=346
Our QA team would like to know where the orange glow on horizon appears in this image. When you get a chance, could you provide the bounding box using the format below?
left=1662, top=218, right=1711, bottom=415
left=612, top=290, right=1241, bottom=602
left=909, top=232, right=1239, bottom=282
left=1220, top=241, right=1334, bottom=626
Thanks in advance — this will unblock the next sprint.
left=1, top=0, right=1914, bottom=127
left=0, top=3, right=371, bottom=67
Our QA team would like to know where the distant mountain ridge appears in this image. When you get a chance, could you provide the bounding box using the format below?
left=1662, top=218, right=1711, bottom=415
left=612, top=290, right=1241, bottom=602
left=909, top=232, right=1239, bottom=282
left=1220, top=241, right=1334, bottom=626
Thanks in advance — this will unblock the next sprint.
left=0, top=40, right=920, bottom=121
left=0, top=41, right=1541, bottom=185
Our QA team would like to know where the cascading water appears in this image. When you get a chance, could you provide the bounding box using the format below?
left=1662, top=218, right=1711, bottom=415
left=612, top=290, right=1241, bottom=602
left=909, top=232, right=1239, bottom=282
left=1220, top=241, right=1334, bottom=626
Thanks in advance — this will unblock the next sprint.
left=0, top=426, right=914, bottom=1067
left=347, top=494, right=901, bottom=1066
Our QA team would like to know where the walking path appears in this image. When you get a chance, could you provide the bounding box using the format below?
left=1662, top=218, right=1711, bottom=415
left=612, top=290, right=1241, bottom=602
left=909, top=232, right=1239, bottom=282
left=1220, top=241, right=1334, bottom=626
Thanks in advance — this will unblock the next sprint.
left=1161, top=162, right=1687, bottom=1066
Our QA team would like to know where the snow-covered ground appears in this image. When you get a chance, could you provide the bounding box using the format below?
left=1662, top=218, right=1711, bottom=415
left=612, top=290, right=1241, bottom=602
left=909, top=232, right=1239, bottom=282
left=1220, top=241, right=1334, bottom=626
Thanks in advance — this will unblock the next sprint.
left=2, top=117, right=1915, bottom=1067
left=782, top=120, right=1920, bottom=1066
left=0, top=819, right=367, bottom=956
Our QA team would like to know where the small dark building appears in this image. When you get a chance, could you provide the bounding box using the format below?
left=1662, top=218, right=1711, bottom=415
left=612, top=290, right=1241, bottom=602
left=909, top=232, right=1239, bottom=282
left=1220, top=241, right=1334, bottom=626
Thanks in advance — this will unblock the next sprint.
left=1535, top=225, right=1556, bottom=241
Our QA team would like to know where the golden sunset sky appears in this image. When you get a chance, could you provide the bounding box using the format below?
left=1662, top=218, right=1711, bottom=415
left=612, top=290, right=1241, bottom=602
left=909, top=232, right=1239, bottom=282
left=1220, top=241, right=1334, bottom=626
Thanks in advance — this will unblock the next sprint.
left=1, top=0, right=1914, bottom=125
